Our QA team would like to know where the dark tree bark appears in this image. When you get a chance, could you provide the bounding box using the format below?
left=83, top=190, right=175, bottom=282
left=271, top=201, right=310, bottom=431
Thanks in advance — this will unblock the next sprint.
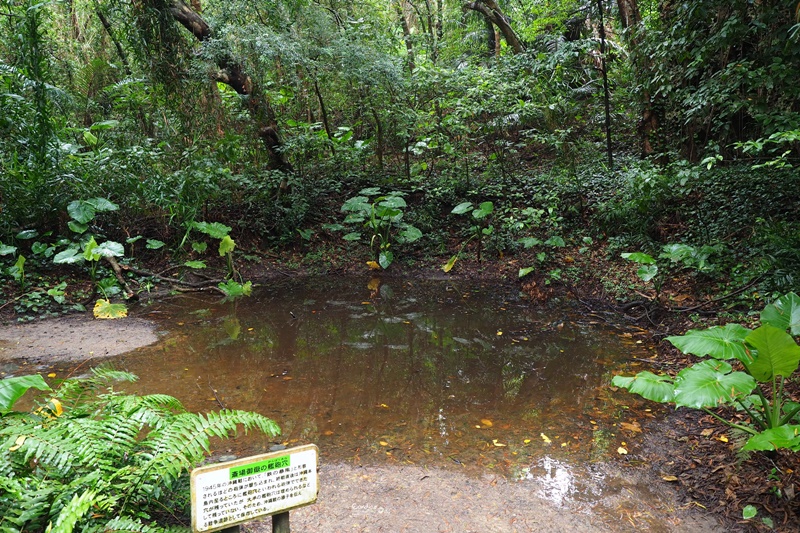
left=462, top=0, right=524, bottom=54
left=168, top=0, right=291, bottom=171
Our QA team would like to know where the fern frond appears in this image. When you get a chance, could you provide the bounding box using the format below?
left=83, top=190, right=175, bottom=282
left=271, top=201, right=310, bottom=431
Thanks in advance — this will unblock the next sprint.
left=0, top=476, right=57, bottom=531
left=94, top=516, right=191, bottom=533
left=49, top=489, right=96, bottom=533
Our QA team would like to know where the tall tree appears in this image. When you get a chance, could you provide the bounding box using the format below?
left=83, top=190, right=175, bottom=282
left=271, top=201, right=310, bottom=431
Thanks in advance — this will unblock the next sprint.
left=462, top=0, right=524, bottom=54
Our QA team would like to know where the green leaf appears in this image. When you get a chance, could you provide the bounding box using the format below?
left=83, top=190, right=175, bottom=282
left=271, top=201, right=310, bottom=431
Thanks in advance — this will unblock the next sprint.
left=636, top=264, right=659, bottom=282
left=378, top=250, right=393, bottom=269
left=544, top=236, right=565, bottom=247
left=0, top=243, right=17, bottom=256
left=341, top=196, right=371, bottom=212
left=761, top=292, right=800, bottom=335
left=145, top=239, right=165, bottom=250
left=67, top=200, right=95, bottom=224
left=666, top=323, right=751, bottom=361
left=473, top=201, right=494, bottom=219
left=673, top=360, right=756, bottom=409
left=612, top=372, right=675, bottom=403
left=400, top=226, right=423, bottom=243
left=519, top=237, right=542, bottom=249
left=742, top=505, right=758, bottom=520
left=193, top=221, right=231, bottom=239
left=742, top=325, right=800, bottom=382
left=85, top=198, right=118, bottom=212
left=342, top=232, right=361, bottom=241
left=218, top=280, right=253, bottom=298
left=742, top=426, right=800, bottom=452
left=93, top=299, right=128, bottom=319
left=442, top=255, right=458, bottom=273
left=518, top=266, right=536, bottom=279
left=53, top=247, right=84, bottom=264
left=67, top=220, right=89, bottom=234
left=621, top=252, right=656, bottom=264
left=0, top=374, right=51, bottom=412
left=358, top=187, right=382, bottom=196
left=89, top=119, right=119, bottom=131
left=379, top=196, right=407, bottom=209
left=218, top=235, right=236, bottom=256
left=192, top=241, right=208, bottom=253
left=95, top=241, right=125, bottom=258
left=451, top=202, right=474, bottom=215
left=184, top=260, right=207, bottom=269
left=82, top=236, right=100, bottom=261
left=83, top=130, right=98, bottom=146
left=15, top=229, right=38, bottom=240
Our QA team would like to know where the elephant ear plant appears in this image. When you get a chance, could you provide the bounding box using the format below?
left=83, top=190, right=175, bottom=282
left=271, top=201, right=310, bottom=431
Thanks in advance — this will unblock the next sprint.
left=613, top=292, right=800, bottom=452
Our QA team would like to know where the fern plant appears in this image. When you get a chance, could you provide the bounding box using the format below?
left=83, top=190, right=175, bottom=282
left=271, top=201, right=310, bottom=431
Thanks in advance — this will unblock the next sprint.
left=0, top=367, right=280, bottom=532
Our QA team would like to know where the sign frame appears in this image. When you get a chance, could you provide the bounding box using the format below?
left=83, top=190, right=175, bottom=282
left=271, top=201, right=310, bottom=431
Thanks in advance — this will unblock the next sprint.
left=190, top=444, right=318, bottom=532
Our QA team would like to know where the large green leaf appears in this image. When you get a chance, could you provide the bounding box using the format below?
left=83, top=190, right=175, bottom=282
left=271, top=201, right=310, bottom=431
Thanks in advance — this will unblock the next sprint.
left=218, top=235, right=236, bottom=256
left=67, top=200, right=95, bottom=224
left=621, top=252, right=656, bottom=264
left=85, top=197, right=119, bottom=212
left=0, top=243, right=17, bottom=256
left=399, top=225, right=422, bottom=243
left=612, top=372, right=675, bottom=403
left=341, top=196, right=370, bottom=213
left=451, top=202, right=473, bottom=215
left=53, top=247, right=85, bottom=264
left=473, top=201, right=494, bottom=219
left=192, top=221, right=231, bottom=239
left=742, top=426, right=800, bottom=452
left=0, top=374, right=52, bottom=412
left=743, top=325, right=800, bottom=382
left=95, top=241, right=124, bottom=258
left=666, top=323, right=751, bottom=361
left=379, top=196, right=406, bottom=209
left=673, top=360, right=756, bottom=408
left=636, top=265, right=658, bottom=282
left=378, top=250, right=393, bottom=269
left=761, top=292, right=800, bottom=335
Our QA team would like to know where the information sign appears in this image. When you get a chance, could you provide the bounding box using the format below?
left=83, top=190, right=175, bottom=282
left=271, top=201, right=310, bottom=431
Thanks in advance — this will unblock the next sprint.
left=190, top=444, right=318, bottom=532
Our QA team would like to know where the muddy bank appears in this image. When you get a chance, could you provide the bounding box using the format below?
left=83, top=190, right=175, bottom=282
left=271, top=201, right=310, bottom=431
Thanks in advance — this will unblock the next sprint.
left=0, top=314, right=160, bottom=363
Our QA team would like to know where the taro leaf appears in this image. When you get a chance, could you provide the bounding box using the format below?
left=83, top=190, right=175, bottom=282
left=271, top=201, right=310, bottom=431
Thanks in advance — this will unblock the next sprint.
left=342, top=232, right=361, bottom=241
left=451, top=202, right=474, bottom=215
left=442, top=255, right=458, bottom=273
left=82, top=237, right=100, bottom=261
left=344, top=213, right=366, bottom=224
left=0, top=243, right=17, bottom=256
left=93, top=299, right=128, bottom=319
left=85, top=198, right=118, bottom=212
left=192, top=242, right=207, bottom=253
left=545, top=236, right=566, bottom=247
left=473, top=201, right=494, bottom=219
left=637, top=265, right=658, bottom=282
left=193, top=221, right=231, bottom=239
left=358, top=187, right=382, bottom=196
left=621, top=252, right=656, bottom=264
left=218, top=280, right=252, bottom=298
left=67, top=200, right=95, bottom=224
left=341, top=196, right=370, bottom=212
left=0, top=374, right=51, bottom=413
left=761, top=292, right=800, bottom=335
left=379, top=196, right=406, bottom=209
left=519, top=237, right=542, bottom=249
left=519, top=266, right=536, bottom=279
left=146, top=239, right=165, bottom=250
left=400, top=225, right=422, bottom=243
left=67, top=220, right=89, bottom=234
left=742, top=325, right=800, bottom=382
left=53, top=247, right=84, bottom=264
left=184, top=260, right=207, bottom=269
left=673, top=360, right=756, bottom=409
left=95, top=241, right=124, bottom=258
left=660, top=243, right=694, bottom=263
left=612, top=372, right=675, bottom=403
left=218, top=235, right=236, bottom=256
left=742, top=426, right=800, bottom=452
left=15, top=229, right=38, bottom=240
left=378, top=250, right=393, bottom=270
left=666, top=323, right=751, bottom=361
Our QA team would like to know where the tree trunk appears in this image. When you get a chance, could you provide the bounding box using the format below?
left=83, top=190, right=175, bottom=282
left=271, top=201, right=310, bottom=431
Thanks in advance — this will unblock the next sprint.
left=462, top=0, right=524, bottom=54
left=395, top=0, right=415, bottom=71
left=167, top=0, right=291, bottom=171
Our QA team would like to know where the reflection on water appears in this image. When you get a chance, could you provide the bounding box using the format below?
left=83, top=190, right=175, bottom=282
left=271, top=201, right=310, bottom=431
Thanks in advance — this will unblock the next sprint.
left=89, top=277, right=644, bottom=475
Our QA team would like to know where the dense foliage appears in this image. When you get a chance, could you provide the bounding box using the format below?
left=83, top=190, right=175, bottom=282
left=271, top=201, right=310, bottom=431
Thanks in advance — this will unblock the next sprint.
left=0, top=0, right=798, bottom=307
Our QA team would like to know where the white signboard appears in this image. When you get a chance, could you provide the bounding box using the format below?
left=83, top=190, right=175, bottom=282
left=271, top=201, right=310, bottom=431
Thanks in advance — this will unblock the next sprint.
left=190, top=444, right=318, bottom=532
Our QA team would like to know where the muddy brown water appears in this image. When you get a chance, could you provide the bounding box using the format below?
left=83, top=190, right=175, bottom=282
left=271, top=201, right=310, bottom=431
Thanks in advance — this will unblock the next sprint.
left=2, top=278, right=722, bottom=531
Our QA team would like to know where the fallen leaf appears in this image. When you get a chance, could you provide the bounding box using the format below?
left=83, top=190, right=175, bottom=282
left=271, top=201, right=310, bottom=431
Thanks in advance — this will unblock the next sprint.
left=662, top=475, right=678, bottom=482
left=323, top=430, right=334, bottom=436
left=366, top=261, right=381, bottom=270
left=480, top=419, right=493, bottom=427
left=523, top=439, right=531, bottom=444
left=9, top=435, right=26, bottom=452
left=47, top=372, right=56, bottom=378
left=561, top=442, right=567, bottom=447
left=620, top=421, right=642, bottom=433
left=379, top=441, right=389, bottom=446
left=282, top=376, right=293, bottom=381
left=540, top=433, right=551, bottom=444
left=700, top=428, right=714, bottom=437
left=49, top=399, right=63, bottom=416
left=617, top=446, right=628, bottom=455
left=496, top=331, right=503, bottom=336
left=380, top=403, right=389, bottom=408
left=717, top=435, right=729, bottom=443
left=492, top=439, right=507, bottom=447
left=367, top=278, right=381, bottom=290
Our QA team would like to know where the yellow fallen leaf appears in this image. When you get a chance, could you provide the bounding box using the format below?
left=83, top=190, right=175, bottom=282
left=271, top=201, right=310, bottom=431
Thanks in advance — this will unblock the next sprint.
left=380, top=403, right=389, bottom=408
left=541, top=433, right=551, bottom=444
left=367, top=278, right=381, bottom=291
left=620, top=421, right=642, bottom=433
left=617, top=446, right=628, bottom=455
left=700, top=428, right=714, bottom=437
left=561, top=442, right=567, bottom=447
left=717, top=435, right=728, bottom=443
left=49, top=399, right=63, bottom=417
left=9, top=435, right=26, bottom=452
left=366, top=261, right=381, bottom=270
left=662, top=475, right=678, bottom=482
left=379, top=441, right=389, bottom=446
left=480, top=419, right=493, bottom=427
left=47, top=372, right=56, bottom=378
left=323, top=430, right=334, bottom=436
left=496, top=331, right=503, bottom=336
left=475, top=425, right=481, bottom=429
left=523, top=439, right=531, bottom=444
left=492, top=439, right=507, bottom=447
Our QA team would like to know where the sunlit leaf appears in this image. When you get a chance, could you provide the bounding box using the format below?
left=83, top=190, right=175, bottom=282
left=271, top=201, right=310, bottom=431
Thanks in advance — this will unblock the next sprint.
left=218, top=235, right=236, bottom=256
left=15, top=229, right=38, bottom=240
left=518, top=266, right=535, bottom=278
left=612, top=372, right=675, bottom=403
left=184, top=260, right=207, bottom=269
left=492, top=439, right=506, bottom=447
left=480, top=419, right=493, bottom=427
left=53, top=247, right=84, bottom=264
left=379, top=196, right=406, bottom=209
left=742, top=426, right=800, bottom=452
left=673, top=360, right=755, bottom=408
left=742, top=505, right=758, bottom=520
left=93, top=299, right=128, bottom=319
left=761, top=292, right=800, bottom=335
left=192, top=241, right=208, bottom=253
left=0, top=374, right=51, bottom=413
left=85, top=198, right=118, bottom=212
left=442, top=255, right=458, bottom=273
left=540, top=433, right=551, bottom=444
left=193, top=221, right=231, bottom=239
left=621, top=252, right=656, bottom=264
left=343, top=232, right=361, bottom=241
left=666, top=323, right=751, bottom=361
left=0, top=243, right=17, bottom=256
left=399, top=225, right=422, bottom=243
left=218, top=280, right=253, bottom=298
left=366, top=260, right=381, bottom=270
left=95, top=241, right=124, bottom=258
left=743, top=325, right=800, bottom=382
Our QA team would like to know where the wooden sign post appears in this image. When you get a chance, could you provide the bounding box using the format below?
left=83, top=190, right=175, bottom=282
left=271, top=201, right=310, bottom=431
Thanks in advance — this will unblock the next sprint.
left=190, top=444, right=318, bottom=533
